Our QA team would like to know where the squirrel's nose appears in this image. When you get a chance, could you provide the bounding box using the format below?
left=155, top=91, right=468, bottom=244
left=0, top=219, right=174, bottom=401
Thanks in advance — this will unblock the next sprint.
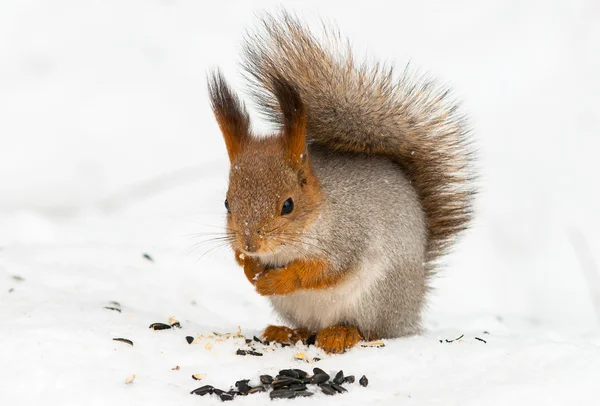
left=243, top=230, right=263, bottom=253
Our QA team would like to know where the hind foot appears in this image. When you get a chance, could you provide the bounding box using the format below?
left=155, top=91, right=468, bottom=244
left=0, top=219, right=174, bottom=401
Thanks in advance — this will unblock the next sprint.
left=262, top=325, right=312, bottom=344
left=315, top=325, right=362, bottom=354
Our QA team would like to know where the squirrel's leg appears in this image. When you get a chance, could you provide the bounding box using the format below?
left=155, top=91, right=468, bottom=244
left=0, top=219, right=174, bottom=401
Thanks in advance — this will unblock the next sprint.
left=255, top=258, right=344, bottom=296
left=262, top=325, right=311, bottom=344
left=315, top=325, right=362, bottom=354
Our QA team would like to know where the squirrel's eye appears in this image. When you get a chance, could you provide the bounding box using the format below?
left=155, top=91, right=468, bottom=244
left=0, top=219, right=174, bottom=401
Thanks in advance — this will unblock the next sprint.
left=224, top=199, right=230, bottom=213
left=281, top=198, right=294, bottom=215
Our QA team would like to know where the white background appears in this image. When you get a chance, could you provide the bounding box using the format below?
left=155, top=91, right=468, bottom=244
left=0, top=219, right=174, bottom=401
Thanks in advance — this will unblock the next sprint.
left=1, top=1, right=599, bottom=405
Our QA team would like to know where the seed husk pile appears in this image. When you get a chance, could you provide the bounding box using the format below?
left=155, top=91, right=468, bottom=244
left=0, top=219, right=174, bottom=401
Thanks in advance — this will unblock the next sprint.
left=190, top=368, right=367, bottom=401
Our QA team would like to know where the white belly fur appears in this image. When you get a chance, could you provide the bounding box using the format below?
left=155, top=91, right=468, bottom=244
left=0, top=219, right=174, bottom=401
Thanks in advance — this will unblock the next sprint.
left=268, top=254, right=387, bottom=332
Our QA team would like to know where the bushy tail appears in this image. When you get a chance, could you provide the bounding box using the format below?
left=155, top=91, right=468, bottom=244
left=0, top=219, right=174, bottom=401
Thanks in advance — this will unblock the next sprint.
left=242, top=11, right=476, bottom=271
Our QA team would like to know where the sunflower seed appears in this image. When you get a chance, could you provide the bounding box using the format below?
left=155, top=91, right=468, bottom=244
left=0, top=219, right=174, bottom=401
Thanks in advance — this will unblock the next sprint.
left=270, top=389, right=296, bottom=399
left=220, top=392, right=234, bottom=401
left=310, top=372, right=329, bottom=384
left=293, top=369, right=308, bottom=379
left=331, top=383, right=348, bottom=393
left=333, top=370, right=344, bottom=384
left=260, top=374, right=274, bottom=385
left=149, top=322, right=171, bottom=330
left=344, top=375, right=355, bottom=384
left=248, top=386, right=266, bottom=394
left=359, top=375, right=369, bottom=387
left=313, top=367, right=327, bottom=375
left=112, top=338, right=133, bottom=346
left=279, top=369, right=299, bottom=379
left=185, top=336, right=194, bottom=344
left=320, top=383, right=336, bottom=396
left=190, top=385, right=213, bottom=396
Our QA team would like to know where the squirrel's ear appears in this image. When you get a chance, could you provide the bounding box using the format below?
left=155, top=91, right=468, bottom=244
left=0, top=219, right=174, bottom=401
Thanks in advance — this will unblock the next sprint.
left=270, top=74, right=306, bottom=170
left=208, top=70, right=250, bottom=163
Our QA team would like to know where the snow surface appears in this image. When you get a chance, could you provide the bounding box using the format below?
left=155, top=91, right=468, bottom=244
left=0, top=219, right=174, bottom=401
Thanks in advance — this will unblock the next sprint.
left=1, top=0, right=600, bottom=405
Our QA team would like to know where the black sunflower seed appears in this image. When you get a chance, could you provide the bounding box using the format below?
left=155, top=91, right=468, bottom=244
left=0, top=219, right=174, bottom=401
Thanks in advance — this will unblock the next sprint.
left=235, top=380, right=251, bottom=394
left=260, top=374, right=274, bottom=385
left=344, top=375, right=355, bottom=384
left=310, top=373, right=329, bottom=384
left=359, top=375, right=369, bottom=387
left=185, top=336, right=194, bottom=344
left=248, top=386, right=266, bottom=394
left=295, top=391, right=314, bottom=397
left=236, top=349, right=247, bottom=356
left=149, top=322, right=171, bottom=330
left=246, top=350, right=263, bottom=356
left=333, top=370, right=344, bottom=384
left=312, top=357, right=321, bottom=362
left=190, top=385, right=213, bottom=396
left=331, top=383, right=348, bottom=393
left=306, top=335, right=316, bottom=346
left=104, top=306, right=121, bottom=313
left=313, top=367, right=327, bottom=375
left=272, top=377, right=301, bottom=389
left=220, top=392, right=234, bottom=401
left=320, top=383, right=336, bottom=396
left=293, top=369, right=308, bottom=379
left=245, top=338, right=252, bottom=344
left=112, top=338, right=133, bottom=346
left=253, top=335, right=263, bottom=343
left=279, top=369, right=300, bottom=379
left=171, top=322, right=182, bottom=329
left=270, top=389, right=296, bottom=399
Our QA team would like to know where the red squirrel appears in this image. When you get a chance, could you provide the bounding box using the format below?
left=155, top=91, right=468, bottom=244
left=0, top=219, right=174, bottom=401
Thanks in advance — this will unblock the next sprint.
left=207, top=12, right=475, bottom=354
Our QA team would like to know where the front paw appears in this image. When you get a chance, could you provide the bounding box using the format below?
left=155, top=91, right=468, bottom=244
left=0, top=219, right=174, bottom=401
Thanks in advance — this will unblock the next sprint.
left=255, top=269, right=299, bottom=296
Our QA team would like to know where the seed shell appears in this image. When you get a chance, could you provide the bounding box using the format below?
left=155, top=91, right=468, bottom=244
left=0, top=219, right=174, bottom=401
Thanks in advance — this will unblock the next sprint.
left=260, top=374, right=274, bottom=385
left=359, top=375, right=369, bottom=387
left=270, top=389, right=296, bottom=399
left=320, top=383, right=336, bottom=396
left=190, top=385, right=214, bottom=396
left=112, top=338, right=133, bottom=346
left=333, top=370, right=344, bottom=384
left=293, top=369, right=308, bottom=379
left=311, top=372, right=329, bottom=384
left=279, top=369, right=300, bottom=379
left=185, top=336, right=194, bottom=344
left=149, top=322, right=171, bottom=330
left=331, top=383, right=348, bottom=393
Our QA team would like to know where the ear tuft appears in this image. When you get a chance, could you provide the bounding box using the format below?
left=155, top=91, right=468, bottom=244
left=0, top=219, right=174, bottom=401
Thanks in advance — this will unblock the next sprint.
left=270, top=74, right=306, bottom=169
left=207, top=70, right=250, bottom=162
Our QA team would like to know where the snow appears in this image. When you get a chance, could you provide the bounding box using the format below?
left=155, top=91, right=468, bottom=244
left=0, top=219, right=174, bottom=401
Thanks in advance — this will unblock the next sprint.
left=1, top=0, right=600, bottom=404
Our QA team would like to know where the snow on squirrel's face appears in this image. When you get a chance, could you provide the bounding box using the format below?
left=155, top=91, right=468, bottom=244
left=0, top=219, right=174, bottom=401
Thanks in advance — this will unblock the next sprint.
left=225, top=136, right=322, bottom=258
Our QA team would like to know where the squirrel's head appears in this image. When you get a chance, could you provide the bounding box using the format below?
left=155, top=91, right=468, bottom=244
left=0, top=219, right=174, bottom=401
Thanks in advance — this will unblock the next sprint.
left=208, top=71, right=321, bottom=257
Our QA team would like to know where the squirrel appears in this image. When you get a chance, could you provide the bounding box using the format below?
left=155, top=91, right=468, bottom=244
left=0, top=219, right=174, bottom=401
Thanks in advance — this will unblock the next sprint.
left=207, top=12, right=475, bottom=354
